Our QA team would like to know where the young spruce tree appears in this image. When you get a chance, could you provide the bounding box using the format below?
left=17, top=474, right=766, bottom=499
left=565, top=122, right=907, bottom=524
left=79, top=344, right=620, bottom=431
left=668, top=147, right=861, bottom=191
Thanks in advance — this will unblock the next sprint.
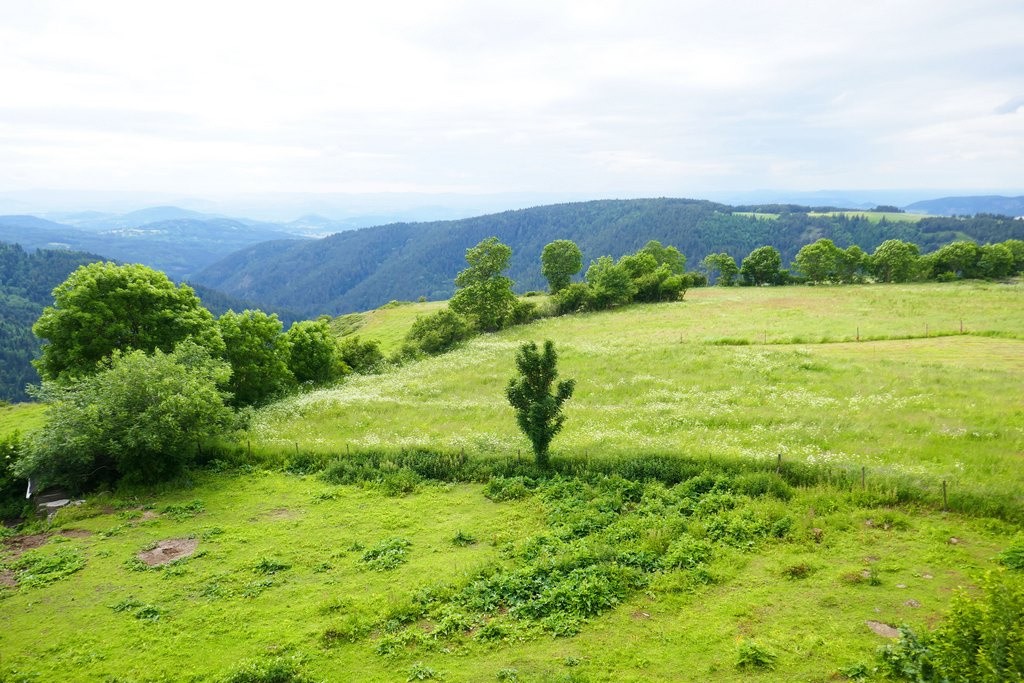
left=506, top=340, right=575, bottom=468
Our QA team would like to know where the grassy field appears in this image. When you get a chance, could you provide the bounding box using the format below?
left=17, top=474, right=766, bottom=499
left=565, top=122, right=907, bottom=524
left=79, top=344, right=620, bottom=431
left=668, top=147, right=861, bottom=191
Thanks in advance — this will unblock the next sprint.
left=1, top=470, right=1018, bottom=682
left=0, top=403, right=47, bottom=438
left=807, top=211, right=927, bottom=223
left=2, top=281, right=1022, bottom=681
left=255, top=283, right=1024, bottom=501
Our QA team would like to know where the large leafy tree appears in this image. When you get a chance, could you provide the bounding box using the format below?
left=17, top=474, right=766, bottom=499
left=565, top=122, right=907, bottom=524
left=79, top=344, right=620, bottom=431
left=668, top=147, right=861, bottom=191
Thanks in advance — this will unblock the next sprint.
left=741, top=246, right=782, bottom=285
left=450, top=237, right=518, bottom=332
left=702, top=253, right=739, bottom=286
left=218, top=310, right=294, bottom=406
left=506, top=340, right=575, bottom=468
left=871, top=239, right=920, bottom=283
left=18, top=342, right=232, bottom=489
left=639, top=240, right=686, bottom=274
left=794, top=239, right=841, bottom=283
left=540, top=239, right=583, bottom=294
left=285, top=319, right=348, bottom=385
left=33, top=262, right=222, bottom=383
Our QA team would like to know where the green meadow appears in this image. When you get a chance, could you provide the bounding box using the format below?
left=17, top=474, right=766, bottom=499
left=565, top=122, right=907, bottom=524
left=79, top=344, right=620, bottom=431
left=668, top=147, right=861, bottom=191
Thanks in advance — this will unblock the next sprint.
left=807, top=211, right=928, bottom=223
left=259, top=283, right=1024, bottom=500
left=2, top=281, right=1022, bottom=682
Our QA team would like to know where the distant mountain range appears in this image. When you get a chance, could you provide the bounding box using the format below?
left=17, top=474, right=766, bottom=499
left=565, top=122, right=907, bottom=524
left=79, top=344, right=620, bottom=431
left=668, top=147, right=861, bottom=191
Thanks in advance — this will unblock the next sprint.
left=905, top=195, right=1024, bottom=217
left=191, top=198, right=1024, bottom=317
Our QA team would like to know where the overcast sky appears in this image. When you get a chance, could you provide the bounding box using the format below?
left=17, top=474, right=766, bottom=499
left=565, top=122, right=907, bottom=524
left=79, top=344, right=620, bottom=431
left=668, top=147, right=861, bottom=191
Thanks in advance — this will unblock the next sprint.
left=1, top=0, right=1022, bottom=207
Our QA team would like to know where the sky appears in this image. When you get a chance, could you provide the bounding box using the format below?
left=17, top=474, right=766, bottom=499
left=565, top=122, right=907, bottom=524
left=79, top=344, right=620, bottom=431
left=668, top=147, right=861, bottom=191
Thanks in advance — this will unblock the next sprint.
left=1, top=0, right=1022, bottom=214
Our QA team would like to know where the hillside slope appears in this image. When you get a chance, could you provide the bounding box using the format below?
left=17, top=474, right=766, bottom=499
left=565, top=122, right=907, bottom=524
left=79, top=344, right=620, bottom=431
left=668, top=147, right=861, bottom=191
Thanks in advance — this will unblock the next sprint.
left=193, top=198, right=1024, bottom=317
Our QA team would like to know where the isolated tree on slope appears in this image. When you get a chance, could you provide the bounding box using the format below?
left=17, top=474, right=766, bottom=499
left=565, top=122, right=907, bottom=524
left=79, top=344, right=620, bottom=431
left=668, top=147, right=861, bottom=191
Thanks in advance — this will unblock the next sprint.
left=540, top=239, right=583, bottom=294
left=506, top=340, right=575, bottom=468
left=450, top=237, right=518, bottom=332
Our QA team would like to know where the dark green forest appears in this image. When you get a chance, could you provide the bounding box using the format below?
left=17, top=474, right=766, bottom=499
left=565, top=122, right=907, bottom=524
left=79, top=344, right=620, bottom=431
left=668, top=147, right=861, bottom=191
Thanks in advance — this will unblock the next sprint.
left=193, top=198, right=1024, bottom=316
left=0, top=243, right=105, bottom=402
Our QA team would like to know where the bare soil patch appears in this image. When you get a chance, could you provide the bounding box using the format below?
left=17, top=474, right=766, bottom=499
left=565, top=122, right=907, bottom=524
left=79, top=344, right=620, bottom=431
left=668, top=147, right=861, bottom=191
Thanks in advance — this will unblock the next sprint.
left=2, top=532, right=50, bottom=558
left=59, top=529, right=93, bottom=538
left=137, top=538, right=199, bottom=566
left=866, top=620, right=901, bottom=638
left=252, top=507, right=302, bottom=522
left=0, top=569, right=16, bottom=588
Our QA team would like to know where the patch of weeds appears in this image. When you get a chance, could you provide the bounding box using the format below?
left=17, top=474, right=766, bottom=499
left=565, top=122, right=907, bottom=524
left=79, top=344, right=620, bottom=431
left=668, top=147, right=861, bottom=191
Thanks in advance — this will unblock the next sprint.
left=200, top=526, right=225, bottom=540
left=375, top=628, right=425, bottom=656
left=838, top=662, right=872, bottom=681
left=865, top=511, right=911, bottom=532
left=124, top=556, right=149, bottom=572
left=322, top=613, right=372, bottom=646
left=253, top=557, right=291, bottom=575
left=406, top=662, right=439, bottom=681
left=161, top=499, right=205, bottom=521
left=998, top=537, right=1024, bottom=570
left=540, top=613, right=584, bottom=637
left=312, top=561, right=332, bottom=573
left=134, top=604, right=162, bottom=621
left=733, top=472, right=793, bottom=501
left=663, top=534, right=713, bottom=569
left=317, top=596, right=350, bottom=615
left=241, top=578, right=277, bottom=598
left=484, top=476, right=534, bottom=502
left=451, top=531, right=477, bottom=547
left=782, top=562, right=814, bottom=580
left=474, top=621, right=511, bottom=642
left=736, top=639, right=777, bottom=671
left=360, top=538, right=411, bottom=571
left=219, top=655, right=315, bottom=683
left=109, top=596, right=144, bottom=613
left=99, top=523, right=130, bottom=538
left=346, top=541, right=365, bottom=552
left=496, top=669, right=519, bottom=682
left=312, top=490, right=340, bottom=503
left=10, top=548, right=85, bottom=588
left=108, top=597, right=162, bottom=621
left=563, top=657, right=581, bottom=667
left=380, top=467, right=423, bottom=496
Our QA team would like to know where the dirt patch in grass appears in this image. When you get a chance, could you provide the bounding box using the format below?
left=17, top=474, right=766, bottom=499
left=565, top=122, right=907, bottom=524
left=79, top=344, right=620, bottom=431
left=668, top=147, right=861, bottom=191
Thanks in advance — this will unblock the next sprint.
left=2, top=533, right=51, bottom=558
left=0, top=569, right=16, bottom=587
left=137, top=538, right=199, bottom=566
left=59, top=529, right=93, bottom=539
left=253, top=507, right=302, bottom=522
left=866, top=620, right=900, bottom=638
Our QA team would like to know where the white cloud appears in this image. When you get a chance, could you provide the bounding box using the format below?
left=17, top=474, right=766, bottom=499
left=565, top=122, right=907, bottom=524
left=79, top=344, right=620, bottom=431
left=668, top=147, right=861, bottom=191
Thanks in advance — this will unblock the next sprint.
left=0, top=0, right=1021, bottom=198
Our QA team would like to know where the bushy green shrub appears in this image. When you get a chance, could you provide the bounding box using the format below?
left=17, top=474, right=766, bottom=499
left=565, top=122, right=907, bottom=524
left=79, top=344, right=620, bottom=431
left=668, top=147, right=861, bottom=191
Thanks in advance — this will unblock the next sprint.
left=881, top=570, right=1024, bottom=681
left=484, top=476, right=534, bottom=502
left=403, top=308, right=473, bottom=356
left=736, top=639, right=777, bottom=671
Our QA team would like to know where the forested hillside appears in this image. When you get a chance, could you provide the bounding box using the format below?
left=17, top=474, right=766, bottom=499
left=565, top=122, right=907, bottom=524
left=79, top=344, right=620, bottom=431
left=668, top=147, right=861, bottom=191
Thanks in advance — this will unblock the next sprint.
left=193, top=198, right=1024, bottom=316
left=0, top=243, right=105, bottom=402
